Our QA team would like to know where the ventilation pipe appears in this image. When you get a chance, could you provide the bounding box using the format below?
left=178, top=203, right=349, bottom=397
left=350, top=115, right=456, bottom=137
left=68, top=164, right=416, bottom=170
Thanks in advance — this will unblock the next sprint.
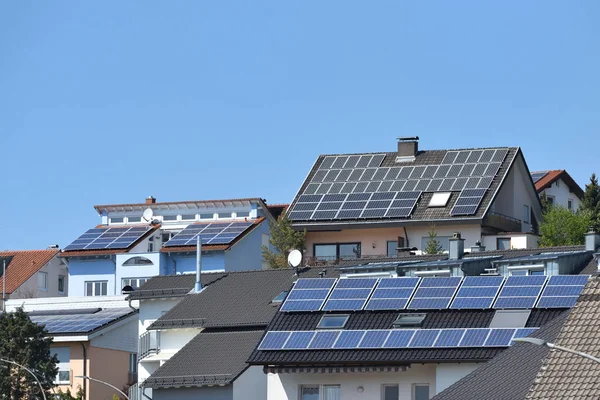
left=470, top=240, right=486, bottom=253
left=195, top=236, right=202, bottom=293
left=449, top=232, right=465, bottom=260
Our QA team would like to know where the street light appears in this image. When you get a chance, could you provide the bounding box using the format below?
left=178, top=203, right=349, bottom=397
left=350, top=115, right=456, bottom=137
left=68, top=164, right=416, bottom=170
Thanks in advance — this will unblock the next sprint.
left=75, top=375, right=129, bottom=399
left=0, top=358, right=47, bottom=400
left=513, top=337, right=600, bottom=364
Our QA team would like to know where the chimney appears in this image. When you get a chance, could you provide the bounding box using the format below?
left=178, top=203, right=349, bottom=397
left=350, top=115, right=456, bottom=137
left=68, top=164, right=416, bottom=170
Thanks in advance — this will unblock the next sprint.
left=397, top=137, right=419, bottom=161
left=146, top=196, right=156, bottom=204
left=195, top=236, right=203, bottom=293
left=470, top=240, right=486, bottom=253
left=585, top=230, right=600, bottom=252
left=449, top=232, right=465, bottom=260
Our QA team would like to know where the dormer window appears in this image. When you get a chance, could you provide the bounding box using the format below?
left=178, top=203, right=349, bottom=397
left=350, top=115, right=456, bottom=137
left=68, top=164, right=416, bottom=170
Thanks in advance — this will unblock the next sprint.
left=393, top=313, right=426, bottom=328
left=317, top=314, right=349, bottom=329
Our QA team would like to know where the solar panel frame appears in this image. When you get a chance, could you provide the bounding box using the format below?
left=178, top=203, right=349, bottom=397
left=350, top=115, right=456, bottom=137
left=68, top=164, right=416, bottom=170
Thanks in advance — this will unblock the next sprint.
left=64, top=226, right=153, bottom=251
left=322, top=278, right=378, bottom=311
left=450, top=276, right=504, bottom=310
left=535, top=274, right=588, bottom=309
left=364, top=277, right=421, bottom=311
left=493, top=275, right=547, bottom=309
left=407, top=277, right=462, bottom=310
left=280, top=278, right=337, bottom=312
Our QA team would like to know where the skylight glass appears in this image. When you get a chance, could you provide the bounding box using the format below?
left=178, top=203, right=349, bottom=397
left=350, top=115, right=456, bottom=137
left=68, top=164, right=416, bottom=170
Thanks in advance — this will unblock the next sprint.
left=317, top=314, right=350, bottom=329
left=428, top=192, right=451, bottom=207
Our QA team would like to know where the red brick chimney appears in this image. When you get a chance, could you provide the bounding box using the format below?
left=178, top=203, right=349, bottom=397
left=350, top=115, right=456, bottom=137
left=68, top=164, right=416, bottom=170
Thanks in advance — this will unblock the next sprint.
left=146, top=196, right=156, bottom=204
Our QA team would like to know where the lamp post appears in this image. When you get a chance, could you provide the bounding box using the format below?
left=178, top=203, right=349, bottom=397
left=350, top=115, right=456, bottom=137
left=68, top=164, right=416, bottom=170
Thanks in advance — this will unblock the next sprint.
left=0, top=358, right=47, bottom=400
left=513, top=337, right=600, bottom=364
left=75, top=375, right=129, bottom=399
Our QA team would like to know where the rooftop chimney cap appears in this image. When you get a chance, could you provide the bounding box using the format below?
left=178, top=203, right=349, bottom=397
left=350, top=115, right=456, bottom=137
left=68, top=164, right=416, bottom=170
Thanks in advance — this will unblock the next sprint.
left=146, top=196, right=156, bottom=204
left=397, top=136, right=419, bottom=142
left=452, top=232, right=462, bottom=239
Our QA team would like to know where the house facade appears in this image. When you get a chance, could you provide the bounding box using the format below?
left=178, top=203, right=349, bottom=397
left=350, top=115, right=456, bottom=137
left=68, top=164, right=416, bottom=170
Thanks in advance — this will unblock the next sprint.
left=531, top=170, right=584, bottom=211
left=287, top=138, right=542, bottom=264
left=61, top=197, right=275, bottom=297
left=0, top=248, right=66, bottom=309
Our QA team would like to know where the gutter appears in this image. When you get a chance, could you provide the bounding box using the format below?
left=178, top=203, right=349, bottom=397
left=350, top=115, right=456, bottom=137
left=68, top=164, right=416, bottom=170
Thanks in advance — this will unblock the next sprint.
left=80, top=343, right=87, bottom=399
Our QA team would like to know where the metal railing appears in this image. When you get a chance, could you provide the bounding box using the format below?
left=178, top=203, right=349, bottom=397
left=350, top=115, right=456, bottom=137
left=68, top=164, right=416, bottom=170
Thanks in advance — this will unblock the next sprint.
left=483, top=211, right=522, bottom=232
left=139, top=330, right=161, bottom=360
left=128, top=383, right=141, bottom=400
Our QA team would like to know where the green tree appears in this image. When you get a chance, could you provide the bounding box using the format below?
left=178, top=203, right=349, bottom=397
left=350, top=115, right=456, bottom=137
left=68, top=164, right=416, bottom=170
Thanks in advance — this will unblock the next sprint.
left=261, top=214, right=306, bottom=268
left=582, top=173, right=600, bottom=231
left=539, top=206, right=591, bottom=247
left=0, top=307, right=58, bottom=399
left=539, top=192, right=553, bottom=214
left=424, top=225, right=444, bottom=255
left=55, top=387, right=84, bottom=400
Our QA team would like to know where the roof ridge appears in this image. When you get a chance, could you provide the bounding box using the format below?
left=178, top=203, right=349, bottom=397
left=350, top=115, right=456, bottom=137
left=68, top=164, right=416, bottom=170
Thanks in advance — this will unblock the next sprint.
left=318, top=146, right=518, bottom=157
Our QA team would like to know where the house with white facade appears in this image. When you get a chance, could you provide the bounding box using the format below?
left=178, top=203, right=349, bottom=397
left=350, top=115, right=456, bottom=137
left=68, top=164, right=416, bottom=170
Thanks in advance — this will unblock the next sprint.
left=531, top=170, right=584, bottom=211
left=4, top=295, right=138, bottom=400
left=60, top=197, right=276, bottom=297
left=0, top=248, right=66, bottom=309
left=287, top=137, right=543, bottom=263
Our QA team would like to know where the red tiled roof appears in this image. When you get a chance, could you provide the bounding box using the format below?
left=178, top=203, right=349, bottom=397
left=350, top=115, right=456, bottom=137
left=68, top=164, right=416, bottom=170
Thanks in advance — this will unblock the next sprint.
left=0, top=249, right=59, bottom=294
left=533, top=170, right=584, bottom=199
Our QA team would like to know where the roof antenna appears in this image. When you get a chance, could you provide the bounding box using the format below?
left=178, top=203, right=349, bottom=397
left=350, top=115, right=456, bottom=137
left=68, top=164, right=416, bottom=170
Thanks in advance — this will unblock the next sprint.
left=288, top=250, right=302, bottom=276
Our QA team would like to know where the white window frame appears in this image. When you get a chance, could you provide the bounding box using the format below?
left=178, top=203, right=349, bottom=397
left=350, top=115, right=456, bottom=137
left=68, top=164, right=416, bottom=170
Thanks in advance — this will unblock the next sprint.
left=299, top=385, right=340, bottom=400
left=122, top=277, right=151, bottom=290
left=85, top=280, right=108, bottom=296
left=38, top=272, right=48, bottom=291
left=53, top=347, right=71, bottom=385
left=508, top=264, right=545, bottom=276
left=58, top=275, right=65, bottom=294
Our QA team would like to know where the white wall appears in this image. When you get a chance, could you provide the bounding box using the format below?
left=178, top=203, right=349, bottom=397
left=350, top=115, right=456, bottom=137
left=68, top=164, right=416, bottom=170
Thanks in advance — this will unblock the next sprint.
left=234, top=366, right=268, bottom=400
left=540, top=178, right=581, bottom=211
left=138, top=298, right=183, bottom=334
left=91, top=318, right=138, bottom=353
left=8, top=255, right=67, bottom=301
left=482, top=233, right=540, bottom=251
left=5, top=295, right=135, bottom=312
left=159, top=328, right=201, bottom=354
left=435, top=363, right=480, bottom=394
left=267, top=365, right=437, bottom=400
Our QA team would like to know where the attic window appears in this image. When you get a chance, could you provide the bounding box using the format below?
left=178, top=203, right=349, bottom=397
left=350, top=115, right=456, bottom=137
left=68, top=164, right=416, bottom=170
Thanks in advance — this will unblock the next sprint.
left=272, top=291, right=288, bottom=304
left=428, top=192, right=451, bottom=207
left=393, top=313, right=426, bottom=328
left=317, top=314, right=349, bottom=329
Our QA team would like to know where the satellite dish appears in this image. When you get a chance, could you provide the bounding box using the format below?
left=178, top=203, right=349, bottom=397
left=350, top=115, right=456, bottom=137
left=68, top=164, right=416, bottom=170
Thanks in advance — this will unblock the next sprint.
left=142, top=208, right=154, bottom=222
left=288, top=249, right=302, bottom=268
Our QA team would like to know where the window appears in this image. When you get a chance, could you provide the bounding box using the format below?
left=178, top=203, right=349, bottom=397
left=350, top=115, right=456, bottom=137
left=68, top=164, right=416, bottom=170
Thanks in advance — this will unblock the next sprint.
left=236, top=211, right=250, bottom=218
left=300, top=385, right=340, bottom=400
left=428, top=192, right=451, bottom=207
left=420, top=236, right=451, bottom=252
left=510, top=268, right=545, bottom=276
left=393, top=313, right=426, bottom=328
left=314, top=244, right=337, bottom=261
left=382, top=384, right=399, bottom=400
left=387, top=241, right=398, bottom=256
left=53, top=347, right=70, bottom=384
left=200, top=213, right=214, bottom=219
left=128, top=216, right=141, bottom=223
left=181, top=214, right=197, bottom=220
left=272, top=291, right=288, bottom=303
left=323, top=385, right=340, bottom=400
left=123, top=256, right=154, bottom=266
left=300, top=385, right=320, bottom=400
left=148, top=237, right=154, bottom=252
left=317, top=314, right=349, bottom=329
left=497, top=238, right=511, bottom=250
left=85, top=280, right=108, bottom=296
left=162, top=232, right=175, bottom=243
left=413, top=384, right=429, bottom=400
left=122, top=277, right=150, bottom=290
left=568, top=199, right=573, bottom=211
left=129, top=353, right=137, bottom=373
left=546, top=196, right=555, bottom=206
left=58, top=275, right=65, bottom=294
left=38, top=272, right=47, bottom=290
left=523, top=205, right=530, bottom=223
left=530, top=270, right=545, bottom=276
left=110, top=217, right=124, bottom=223
left=163, top=215, right=178, bottom=221
left=218, top=212, right=232, bottom=219
left=314, top=243, right=360, bottom=261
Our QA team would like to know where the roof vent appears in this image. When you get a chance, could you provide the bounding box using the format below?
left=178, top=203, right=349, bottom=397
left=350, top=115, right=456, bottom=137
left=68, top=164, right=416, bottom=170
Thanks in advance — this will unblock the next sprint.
left=471, top=241, right=486, bottom=253
left=396, top=137, right=419, bottom=163
left=146, top=196, right=156, bottom=204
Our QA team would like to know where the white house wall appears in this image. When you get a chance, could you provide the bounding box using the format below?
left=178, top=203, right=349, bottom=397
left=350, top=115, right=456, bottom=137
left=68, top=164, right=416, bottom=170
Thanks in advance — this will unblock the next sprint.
left=540, top=178, right=581, bottom=210
left=233, top=366, right=267, bottom=400
left=159, top=328, right=201, bottom=354
left=139, top=298, right=183, bottom=334
left=8, top=255, right=67, bottom=300
left=90, top=318, right=138, bottom=353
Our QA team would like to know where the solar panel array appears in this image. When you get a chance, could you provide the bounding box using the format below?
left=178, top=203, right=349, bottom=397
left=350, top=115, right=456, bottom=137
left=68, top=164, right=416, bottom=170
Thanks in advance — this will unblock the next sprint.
left=258, top=327, right=539, bottom=350
left=281, top=275, right=589, bottom=313
left=164, top=221, right=253, bottom=247
left=535, top=275, right=588, bottom=308
left=288, top=148, right=510, bottom=221
left=530, top=171, right=549, bottom=183
left=30, top=308, right=133, bottom=334
left=450, top=188, right=488, bottom=216
left=64, top=226, right=153, bottom=251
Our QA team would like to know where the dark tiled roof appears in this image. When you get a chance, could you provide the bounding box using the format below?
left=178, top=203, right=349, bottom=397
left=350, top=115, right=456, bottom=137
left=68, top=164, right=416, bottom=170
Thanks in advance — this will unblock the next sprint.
left=431, top=311, right=569, bottom=400
left=144, top=330, right=264, bottom=389
left=289, top=147, right=521, bottom=227
left=127, top=273, right=227, bottom=300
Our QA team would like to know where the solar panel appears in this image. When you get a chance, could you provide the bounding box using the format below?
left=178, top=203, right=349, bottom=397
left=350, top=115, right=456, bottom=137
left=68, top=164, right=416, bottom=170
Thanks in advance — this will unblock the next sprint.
left=31, top=308, right=133, bottom=334
left=383, top=329, right=416, bottom=348
left=459, top=329, right=490, bottom=347
left=280, top=278, right=337, bottom=312
left=408, top=329, right=440, bottom=347
left=164, top=221, right=253, bottom=247
left=450, top=188, right=487, bottom=216
left=364, top=277, right=421, bottom=310
left=333, top=330, right=366, bottom=349
left=258, top=331, right=291, bottom=350
left=450, top=276, right=504, bottom=309
left=512, top=328, right=538, bottom=342
left=484, top=329, right=516, bottom=346
left=407, top=277, right=462, bottom=310
left=535, top=275, right=588, bottom=309
left=309, top=331, right=340, bottom=349
left=433, top=329, right=465, bottom=347
left=64, top=226, right=152, bottom=251
left=283, top=331, right=315, bottom=349
left=493, top=275, right=547, bottom=309
left=531, top=171, right=548, bottom=183
left=359, top=330, right=391, bottom=348
left=322, top=278, right=378, bottom=311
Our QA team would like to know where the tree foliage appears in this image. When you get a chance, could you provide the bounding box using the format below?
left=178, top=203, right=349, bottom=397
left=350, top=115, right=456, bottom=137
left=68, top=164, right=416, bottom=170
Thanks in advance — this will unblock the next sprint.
left=539, top=206, right=591, bottom=247
left=262, top=214, right=306, bottom=268
left=0, top=307, right=58, bottom=399
left=582, top=173, right=600, bottom=231
left=424, top=225, right=444, bottom=255
left=56, top=387, right=85, bottom=400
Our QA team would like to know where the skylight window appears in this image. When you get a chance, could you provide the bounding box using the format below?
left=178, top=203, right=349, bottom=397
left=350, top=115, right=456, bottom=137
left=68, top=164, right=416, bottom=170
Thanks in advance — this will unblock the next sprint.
left=428, top=192, right=451, bottom=207
left=317, top=314, right=349, bottom=329
left=393, top=313, right=426, bottom=328
left=272, top=291, right=288, bottom=304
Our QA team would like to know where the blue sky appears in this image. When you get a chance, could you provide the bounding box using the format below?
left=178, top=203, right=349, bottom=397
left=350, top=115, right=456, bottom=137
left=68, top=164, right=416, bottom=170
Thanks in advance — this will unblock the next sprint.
left=1, top=1, right=599, bottom=249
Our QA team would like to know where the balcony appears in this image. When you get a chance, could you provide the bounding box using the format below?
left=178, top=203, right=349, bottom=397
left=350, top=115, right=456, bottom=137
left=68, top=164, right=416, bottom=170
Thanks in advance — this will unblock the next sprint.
left=139, top=330, right=161, bottom=360
left=482, top=212, right=522, bottom=233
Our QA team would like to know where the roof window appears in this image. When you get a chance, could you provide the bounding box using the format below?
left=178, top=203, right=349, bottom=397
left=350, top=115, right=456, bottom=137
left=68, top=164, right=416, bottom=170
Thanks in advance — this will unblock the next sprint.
left=428, top=192, right=451, bottom=207
left=393, top=313, right=426, bottom=328
left=272, top=291, right=288, bottom=304
left=317, top=314, right=349, bottom=329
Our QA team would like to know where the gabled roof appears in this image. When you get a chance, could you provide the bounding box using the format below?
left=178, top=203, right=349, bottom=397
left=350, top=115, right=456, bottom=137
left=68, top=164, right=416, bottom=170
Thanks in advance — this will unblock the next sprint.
left=127, top=273, right=227, bottom=300
left=143, top=330, right=264, bottom=389
left=288, top=146, right=525, bottom=228
left=532, top=170, right=584, bottom=199
left=0, top=249, right=59, bottom=295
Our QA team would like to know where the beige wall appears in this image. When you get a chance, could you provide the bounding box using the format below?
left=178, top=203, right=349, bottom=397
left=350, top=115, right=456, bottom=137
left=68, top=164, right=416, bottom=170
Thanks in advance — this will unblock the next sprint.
left=53, top=343, right=87, bottom=398
left=9, top=256, right=67, bottom=301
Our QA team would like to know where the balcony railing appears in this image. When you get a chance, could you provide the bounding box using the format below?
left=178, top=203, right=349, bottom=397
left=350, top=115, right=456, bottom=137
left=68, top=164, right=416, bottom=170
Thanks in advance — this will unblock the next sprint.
left=139, top=330, right=161, bottom=360
left=128, top=383, right=141, bottom=400
left=304, top=254, right=400, bottom=267
left=483, top=212, right=522, bottom=233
